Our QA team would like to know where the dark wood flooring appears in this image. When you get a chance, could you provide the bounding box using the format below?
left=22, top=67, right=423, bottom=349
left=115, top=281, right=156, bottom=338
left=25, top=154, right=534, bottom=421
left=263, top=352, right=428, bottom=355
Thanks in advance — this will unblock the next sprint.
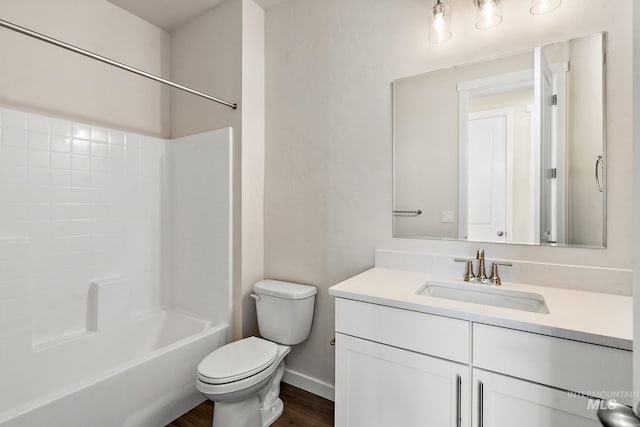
left=166, top=383, right=334, bottom=427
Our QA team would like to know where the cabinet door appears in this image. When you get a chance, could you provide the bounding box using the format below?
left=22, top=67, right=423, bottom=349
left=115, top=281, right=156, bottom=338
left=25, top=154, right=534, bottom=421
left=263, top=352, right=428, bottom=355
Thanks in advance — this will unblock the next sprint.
left=335, top=333, right=469, bottom=427
left=472, top=369, right=601, bottom=427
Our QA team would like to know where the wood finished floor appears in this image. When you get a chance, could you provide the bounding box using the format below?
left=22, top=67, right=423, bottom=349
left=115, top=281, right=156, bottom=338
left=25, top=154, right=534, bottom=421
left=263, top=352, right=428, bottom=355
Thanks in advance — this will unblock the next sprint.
left=166, top=383, right=334, bottom=427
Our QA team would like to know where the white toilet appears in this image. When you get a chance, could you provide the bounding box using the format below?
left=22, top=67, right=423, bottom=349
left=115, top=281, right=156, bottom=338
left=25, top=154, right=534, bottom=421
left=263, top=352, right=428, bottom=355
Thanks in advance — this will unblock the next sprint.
left=196, top=280, right=317, bottom=427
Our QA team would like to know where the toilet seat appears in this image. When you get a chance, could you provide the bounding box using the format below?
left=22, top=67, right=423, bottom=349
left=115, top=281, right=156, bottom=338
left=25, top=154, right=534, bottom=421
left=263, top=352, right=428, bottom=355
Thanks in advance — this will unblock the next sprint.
left=197, top=337, right=278, bottom=385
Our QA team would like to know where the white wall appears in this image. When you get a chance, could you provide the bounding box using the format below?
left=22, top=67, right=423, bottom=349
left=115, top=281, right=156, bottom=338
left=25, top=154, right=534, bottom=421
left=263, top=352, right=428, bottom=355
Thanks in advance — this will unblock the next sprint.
left=240, top=0, right=266, bottom=338
left=169, top=0, right=242, bottom=140
left=265, top=0, right=332, bottom=391
left=265, top=0, right=632, bottom=391
left=0, top=0, right=171, bottom=137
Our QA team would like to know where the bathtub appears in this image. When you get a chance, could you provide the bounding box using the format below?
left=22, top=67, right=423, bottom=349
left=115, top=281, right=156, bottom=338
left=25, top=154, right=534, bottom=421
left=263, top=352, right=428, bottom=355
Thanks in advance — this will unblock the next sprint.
left=0, top=310, right=228, bottom=427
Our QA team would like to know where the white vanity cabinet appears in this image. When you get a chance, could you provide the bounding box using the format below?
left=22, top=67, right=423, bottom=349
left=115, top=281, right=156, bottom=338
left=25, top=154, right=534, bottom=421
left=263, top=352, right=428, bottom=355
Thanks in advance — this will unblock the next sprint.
left=335, top=298, right=471, bottom=427
left=335, top=333, right=469, bottom=427
left=334, top=298, right=632, bottom=427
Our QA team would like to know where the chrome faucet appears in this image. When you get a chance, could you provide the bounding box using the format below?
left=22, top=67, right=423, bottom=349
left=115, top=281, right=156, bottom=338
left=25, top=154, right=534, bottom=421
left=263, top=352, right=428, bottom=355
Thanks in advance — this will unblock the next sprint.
left=454, top=248, right=512, bottom=285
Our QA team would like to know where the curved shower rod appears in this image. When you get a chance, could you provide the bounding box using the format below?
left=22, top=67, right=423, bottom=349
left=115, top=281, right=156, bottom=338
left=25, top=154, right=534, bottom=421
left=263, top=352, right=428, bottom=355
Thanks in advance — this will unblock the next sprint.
left=0, top=18, right=238, bottom=110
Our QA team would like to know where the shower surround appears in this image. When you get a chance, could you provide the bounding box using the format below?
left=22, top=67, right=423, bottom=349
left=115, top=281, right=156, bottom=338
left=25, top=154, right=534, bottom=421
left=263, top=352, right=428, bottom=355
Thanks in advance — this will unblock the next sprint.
left=0, top=107, right=232, bottom=426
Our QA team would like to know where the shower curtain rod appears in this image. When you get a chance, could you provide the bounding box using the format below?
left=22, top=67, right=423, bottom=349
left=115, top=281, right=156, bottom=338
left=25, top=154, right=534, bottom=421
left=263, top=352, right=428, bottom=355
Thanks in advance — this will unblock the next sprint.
left=0, top=18, right=238, bottom=110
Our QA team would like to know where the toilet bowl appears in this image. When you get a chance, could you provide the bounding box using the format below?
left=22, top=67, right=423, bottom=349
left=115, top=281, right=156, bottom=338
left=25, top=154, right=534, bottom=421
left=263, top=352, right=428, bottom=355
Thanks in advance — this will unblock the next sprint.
left=196, top=337, right=291, bottom=427
left=196, top=280, right=316, bottom=427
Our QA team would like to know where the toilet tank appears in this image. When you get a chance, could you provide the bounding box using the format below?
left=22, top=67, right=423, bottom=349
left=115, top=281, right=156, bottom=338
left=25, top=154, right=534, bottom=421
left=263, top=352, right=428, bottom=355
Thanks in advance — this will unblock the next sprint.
left=253, top=280, right=317, bottom=345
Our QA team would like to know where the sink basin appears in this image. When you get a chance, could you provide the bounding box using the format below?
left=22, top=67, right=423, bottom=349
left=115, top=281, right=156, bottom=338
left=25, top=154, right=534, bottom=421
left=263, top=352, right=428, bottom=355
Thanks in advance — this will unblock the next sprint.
left=416, top=281, right=549, bottom=314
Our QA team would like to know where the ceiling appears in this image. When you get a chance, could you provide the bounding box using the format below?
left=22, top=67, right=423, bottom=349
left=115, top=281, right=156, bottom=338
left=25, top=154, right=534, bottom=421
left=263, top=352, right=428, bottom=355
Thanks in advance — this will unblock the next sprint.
left=107, top=0, right=287, bottom=32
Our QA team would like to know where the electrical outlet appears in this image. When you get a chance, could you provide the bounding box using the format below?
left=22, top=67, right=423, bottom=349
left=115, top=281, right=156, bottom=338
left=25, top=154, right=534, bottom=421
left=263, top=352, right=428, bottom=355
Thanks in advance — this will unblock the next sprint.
left=441, top=210, right=455, bottom=223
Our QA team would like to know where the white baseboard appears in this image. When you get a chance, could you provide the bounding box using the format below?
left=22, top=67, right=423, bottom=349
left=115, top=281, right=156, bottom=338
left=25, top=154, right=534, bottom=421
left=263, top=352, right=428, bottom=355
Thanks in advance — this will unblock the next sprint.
left=282, top=368, right=335, bottom=402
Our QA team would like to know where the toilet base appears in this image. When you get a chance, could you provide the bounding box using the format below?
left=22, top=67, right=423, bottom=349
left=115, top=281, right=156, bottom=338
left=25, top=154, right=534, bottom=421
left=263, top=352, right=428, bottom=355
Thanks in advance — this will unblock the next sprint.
left=212, top=396, right=262, bottom=427
left=260, top=398, right=284, bottom=427
left=210, top=393, right=284, bottom=427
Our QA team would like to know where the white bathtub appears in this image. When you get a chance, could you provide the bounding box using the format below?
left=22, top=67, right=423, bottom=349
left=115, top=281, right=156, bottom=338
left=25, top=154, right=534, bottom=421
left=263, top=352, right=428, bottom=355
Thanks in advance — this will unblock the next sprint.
left=0, top=310, right=227, bottom=427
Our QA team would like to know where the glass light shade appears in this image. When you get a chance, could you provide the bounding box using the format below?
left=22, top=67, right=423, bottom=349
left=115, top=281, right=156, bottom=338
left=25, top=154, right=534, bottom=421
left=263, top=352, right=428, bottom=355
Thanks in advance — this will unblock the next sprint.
left=429, top=2, right=452, bottom=43
left=530, top=0, right=562, bottom=14
left=475, top=0, right=503, bottom=30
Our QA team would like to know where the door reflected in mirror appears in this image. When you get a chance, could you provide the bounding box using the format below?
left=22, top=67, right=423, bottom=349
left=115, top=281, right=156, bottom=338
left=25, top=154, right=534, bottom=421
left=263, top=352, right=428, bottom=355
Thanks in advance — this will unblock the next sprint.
left=393, top=33, right=606, bottom=248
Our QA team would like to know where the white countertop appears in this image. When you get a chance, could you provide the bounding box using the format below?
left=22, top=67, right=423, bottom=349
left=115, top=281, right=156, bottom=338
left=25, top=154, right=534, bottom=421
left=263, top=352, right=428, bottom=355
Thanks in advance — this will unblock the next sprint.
left=328, top=267, right=633, bottom=350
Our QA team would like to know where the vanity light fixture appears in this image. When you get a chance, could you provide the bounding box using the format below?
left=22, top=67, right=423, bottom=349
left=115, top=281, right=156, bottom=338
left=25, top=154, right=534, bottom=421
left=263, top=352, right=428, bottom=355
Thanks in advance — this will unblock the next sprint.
left=427, top=0, right=561, bottom=44
left=474, top=0, right=503, bottom=30
left=530, top=0, right=561, bottom=15
left=429, top=0, right=452, bottom=43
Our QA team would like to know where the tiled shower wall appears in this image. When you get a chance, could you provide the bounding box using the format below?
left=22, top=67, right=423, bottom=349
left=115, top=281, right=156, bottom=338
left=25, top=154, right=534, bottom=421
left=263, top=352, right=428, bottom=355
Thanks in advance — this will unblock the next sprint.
left=0, top=107, right=164, bottom=346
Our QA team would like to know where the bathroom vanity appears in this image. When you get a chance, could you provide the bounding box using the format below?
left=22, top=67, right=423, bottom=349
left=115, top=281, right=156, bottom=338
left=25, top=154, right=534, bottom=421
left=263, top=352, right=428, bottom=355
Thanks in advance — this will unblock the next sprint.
left=329, top=262, right=632, bottom=427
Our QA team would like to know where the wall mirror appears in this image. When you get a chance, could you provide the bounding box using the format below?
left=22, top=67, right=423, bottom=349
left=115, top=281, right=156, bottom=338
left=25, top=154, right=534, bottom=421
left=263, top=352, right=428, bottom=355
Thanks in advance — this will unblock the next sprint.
left=393, top=32, right=606, bottom=248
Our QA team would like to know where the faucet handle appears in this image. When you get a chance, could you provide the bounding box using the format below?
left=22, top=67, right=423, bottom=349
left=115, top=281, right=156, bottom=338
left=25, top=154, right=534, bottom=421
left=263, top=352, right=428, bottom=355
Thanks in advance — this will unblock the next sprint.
left=464, top=260, right=475, bottom=282
left=489, top=262, right=512, bottom=286
left=454, top=258, right=476, bottom=282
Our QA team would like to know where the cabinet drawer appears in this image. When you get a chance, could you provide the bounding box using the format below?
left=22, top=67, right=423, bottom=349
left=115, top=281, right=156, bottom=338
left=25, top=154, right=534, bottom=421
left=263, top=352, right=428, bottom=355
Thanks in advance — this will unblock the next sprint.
left=335, top=298, right=470, bottom=363
left=473, top=324, right=632, bottom=404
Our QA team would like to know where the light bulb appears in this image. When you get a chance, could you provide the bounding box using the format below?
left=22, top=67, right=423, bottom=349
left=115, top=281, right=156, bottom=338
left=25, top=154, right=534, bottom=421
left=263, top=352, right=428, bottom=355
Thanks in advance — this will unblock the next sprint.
left=530, top=0, right=561, bottom=15
left=537, top=0, right=549, bottom=13
left=434, top=12, right=444, bottom=30
left=429, top=1, right=452, bottom=43
left=475, top=0, right=502, bottom=30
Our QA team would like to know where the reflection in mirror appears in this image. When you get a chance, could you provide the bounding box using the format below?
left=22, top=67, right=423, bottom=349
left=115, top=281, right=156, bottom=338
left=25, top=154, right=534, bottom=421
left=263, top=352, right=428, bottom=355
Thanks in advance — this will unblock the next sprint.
left=393, top=33, right=606, bottom=248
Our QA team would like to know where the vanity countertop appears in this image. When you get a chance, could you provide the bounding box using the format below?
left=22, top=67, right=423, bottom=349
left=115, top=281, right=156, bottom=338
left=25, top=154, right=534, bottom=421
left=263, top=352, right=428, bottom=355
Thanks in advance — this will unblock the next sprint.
left=328, top=267, right=633, bottom=350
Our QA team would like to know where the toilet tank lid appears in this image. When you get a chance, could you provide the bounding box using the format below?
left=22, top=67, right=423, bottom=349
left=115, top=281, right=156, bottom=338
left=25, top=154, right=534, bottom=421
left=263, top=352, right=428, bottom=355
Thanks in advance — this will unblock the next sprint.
left=254, top=280, right=317, bottom=300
